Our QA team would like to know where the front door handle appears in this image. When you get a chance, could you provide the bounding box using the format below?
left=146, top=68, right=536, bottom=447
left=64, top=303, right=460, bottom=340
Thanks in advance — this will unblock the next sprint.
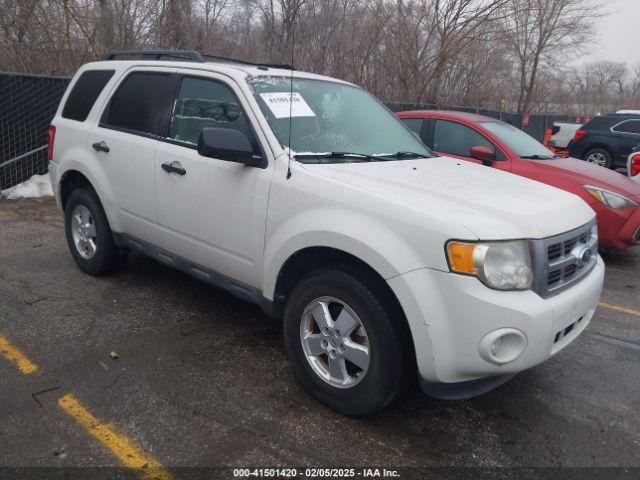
left=92, top=141, right=110, bottom=153
left=161, top=161, right=187, bottom=176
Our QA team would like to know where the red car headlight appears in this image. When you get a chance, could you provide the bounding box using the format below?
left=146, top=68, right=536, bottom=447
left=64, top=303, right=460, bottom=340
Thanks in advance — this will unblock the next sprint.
left=583, top=185, right=639, bottom=210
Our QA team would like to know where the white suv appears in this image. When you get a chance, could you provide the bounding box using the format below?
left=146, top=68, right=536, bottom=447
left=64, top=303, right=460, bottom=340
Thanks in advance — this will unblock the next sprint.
left=49, top=51, right=604, bottom=415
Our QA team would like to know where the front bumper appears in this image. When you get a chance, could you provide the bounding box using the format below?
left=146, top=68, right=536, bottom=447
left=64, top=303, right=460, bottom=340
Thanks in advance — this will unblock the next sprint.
left=388, top=256, right=604, bottom=387
left=594, top=203, right=640, bottom=249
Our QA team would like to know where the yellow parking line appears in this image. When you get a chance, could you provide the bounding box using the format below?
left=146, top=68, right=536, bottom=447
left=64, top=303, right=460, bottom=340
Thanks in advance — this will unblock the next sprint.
left=58, top=394, right=172, bottom=480
left=599, top=302, right=640, bottom=318
left=0, top=334, right=38, bottom=374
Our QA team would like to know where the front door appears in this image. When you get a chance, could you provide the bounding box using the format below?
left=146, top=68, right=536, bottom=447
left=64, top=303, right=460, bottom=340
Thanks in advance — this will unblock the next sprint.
left=428, top=119, right=511, bottom=172
left=154, top=73, right=272, bottom=288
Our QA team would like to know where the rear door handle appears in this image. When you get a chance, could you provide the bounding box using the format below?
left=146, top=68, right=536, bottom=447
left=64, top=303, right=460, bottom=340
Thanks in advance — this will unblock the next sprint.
left=161, top=161, right=187, bottom=176
left=92, top=141, right=110, bottom=153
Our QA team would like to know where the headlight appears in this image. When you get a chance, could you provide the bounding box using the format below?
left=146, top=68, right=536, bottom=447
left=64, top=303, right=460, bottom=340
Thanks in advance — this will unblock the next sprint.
left=583, top=185, right=639, bottom=210
left=446, top=240, right=533, bottom=291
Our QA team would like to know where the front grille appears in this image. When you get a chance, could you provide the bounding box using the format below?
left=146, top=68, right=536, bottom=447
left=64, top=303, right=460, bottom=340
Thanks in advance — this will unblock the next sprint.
left=547, top=243, right=562, bottom=261
left=531, top=220, right=598, bottom=298
left=547, top=230, right=592, bottom=260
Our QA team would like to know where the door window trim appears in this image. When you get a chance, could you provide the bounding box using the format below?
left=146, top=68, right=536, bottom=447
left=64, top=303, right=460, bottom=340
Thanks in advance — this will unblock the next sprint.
left=164, top=74, right=265, bottom=160
left=98, top=69, right=268, bottom=167
left=99, top=70, right=179, bottom=139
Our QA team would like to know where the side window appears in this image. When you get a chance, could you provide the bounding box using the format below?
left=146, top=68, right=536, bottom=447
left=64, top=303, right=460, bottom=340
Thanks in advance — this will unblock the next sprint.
left=62, top=70, right=114, bottom=121
left=103, top=72, right=177, bottom=137
left=433, top=120, right=495, bottom=157
left=613, top=120, right=640, bottom=134
left=401, top=118, right=423, bottom=137
left=169, top=77, right=255, bottom=148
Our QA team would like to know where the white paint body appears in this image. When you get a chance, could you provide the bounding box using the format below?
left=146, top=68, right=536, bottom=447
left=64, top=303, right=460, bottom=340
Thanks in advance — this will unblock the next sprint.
left=549, top=122, right=583, bottom=149
left=49, top=60, right=604, bottom=387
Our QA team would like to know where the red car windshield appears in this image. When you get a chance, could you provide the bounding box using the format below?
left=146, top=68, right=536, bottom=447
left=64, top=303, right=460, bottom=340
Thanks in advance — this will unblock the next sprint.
left=480, top=121, right=556, bottom=159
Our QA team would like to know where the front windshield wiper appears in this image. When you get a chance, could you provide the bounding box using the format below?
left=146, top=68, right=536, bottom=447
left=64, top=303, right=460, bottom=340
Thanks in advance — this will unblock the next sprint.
left=520, top=154, right=557, bottom=160
left=294, top=152, right=380, bottom=162
left=379, top=151, right=432, bottom=159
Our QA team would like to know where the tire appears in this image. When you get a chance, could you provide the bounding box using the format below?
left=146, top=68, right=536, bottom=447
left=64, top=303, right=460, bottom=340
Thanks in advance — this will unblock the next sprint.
left=584, top=148, right=612, bottom=168
left=283, top=268, right=408, bottom=415
left=64, top=187, right=120, bottom=276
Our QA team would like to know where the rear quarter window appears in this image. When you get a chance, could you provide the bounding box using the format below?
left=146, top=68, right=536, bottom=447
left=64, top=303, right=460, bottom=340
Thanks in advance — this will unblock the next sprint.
left=62, top=70, right=115, bottom=122
left=613, top=120, right=640, bottom=134
left=102, top=71, right=178, bottom=137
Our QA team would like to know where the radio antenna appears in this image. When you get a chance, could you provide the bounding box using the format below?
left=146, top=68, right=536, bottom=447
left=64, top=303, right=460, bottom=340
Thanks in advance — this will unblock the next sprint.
left=286, top=20, right=295, bottom=180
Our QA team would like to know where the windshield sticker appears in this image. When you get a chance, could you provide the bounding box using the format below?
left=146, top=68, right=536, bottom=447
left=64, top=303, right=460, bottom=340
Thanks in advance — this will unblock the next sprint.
left=259, top=92, right=316, bottom=119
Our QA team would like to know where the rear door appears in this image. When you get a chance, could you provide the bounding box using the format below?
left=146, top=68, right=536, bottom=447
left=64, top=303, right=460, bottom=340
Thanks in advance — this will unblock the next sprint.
left=88, top=68, right=178, bottom=239
left=427, top=119, right=511, bottom=171
left=153, top=71, right=273, bottom=288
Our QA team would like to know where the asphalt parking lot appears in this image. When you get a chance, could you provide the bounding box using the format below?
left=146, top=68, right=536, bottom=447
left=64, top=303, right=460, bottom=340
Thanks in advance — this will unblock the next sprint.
left=1, top=197, right=639, bottom=477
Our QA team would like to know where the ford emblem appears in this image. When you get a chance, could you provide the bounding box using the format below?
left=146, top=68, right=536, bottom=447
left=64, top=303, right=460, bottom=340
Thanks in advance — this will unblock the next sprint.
left=577, top=247, right=593, bottom=265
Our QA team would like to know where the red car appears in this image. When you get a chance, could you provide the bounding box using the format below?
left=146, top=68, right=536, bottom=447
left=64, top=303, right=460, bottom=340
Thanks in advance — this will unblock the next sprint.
left=397, top=110, right=640, bottom=249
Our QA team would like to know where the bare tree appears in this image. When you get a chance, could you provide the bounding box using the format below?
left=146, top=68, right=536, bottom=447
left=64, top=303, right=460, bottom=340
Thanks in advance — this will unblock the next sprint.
left=502, top=0, right=602, bottom=113
left=3, top=0, right=633, bottom=114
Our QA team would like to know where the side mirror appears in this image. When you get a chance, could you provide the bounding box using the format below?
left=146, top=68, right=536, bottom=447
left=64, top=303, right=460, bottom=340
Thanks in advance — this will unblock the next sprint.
left=470, top=145, right=495, bottom=166
left=197, top=127, right=264, bottom=167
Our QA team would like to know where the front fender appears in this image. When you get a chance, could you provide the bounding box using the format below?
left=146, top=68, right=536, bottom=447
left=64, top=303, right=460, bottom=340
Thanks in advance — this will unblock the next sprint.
left=262, top=207, right=427, bottom=301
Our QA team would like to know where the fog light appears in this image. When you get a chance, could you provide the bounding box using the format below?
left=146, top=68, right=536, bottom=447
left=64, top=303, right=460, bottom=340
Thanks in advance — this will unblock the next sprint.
left=479, top=328, right=527, bottom=365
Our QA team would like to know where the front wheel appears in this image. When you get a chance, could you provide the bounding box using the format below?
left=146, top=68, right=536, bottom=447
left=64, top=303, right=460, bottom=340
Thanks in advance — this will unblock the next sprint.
left=283, top=269, right=408, bottom=415
left=584, top=148, right=612, bottom=168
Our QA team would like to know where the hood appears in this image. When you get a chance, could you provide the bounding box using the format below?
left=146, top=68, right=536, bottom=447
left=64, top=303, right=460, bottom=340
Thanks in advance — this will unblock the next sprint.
left=535, top=157, right=640, bottom=199
left=303, top=156, right=595, bottom=240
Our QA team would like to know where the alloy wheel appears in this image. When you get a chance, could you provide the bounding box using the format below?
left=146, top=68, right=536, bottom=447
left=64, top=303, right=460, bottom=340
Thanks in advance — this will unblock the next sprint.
left=586, top=151, right=607, bottom=167
left=70, top=204, right=98, bottom=260
left=299, top=296, right=370, bottom=388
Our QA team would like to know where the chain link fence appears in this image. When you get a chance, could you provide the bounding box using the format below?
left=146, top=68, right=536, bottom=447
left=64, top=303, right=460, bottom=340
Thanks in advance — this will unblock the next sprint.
left=0, top=73, right=70, bottom=190
left=0, top=73, right=586, bottom=191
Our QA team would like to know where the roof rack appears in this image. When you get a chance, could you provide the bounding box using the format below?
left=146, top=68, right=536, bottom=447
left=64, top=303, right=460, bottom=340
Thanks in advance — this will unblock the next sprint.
left=104, top=50, right=205, bottom=62
left=201, top=54, right=295, bottom=70
left=103, top=50, right=295, bottom=70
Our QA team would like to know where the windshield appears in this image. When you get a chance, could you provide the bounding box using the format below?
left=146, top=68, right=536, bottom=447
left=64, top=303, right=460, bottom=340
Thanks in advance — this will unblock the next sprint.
left=480, top=121, right=556, bottom=159
left=248, top=76, right=433, bottom=162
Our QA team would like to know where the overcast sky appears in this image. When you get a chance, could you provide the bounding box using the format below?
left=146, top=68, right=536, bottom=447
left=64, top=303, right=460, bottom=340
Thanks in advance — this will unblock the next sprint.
left=580, top=0, right=640, bottom=65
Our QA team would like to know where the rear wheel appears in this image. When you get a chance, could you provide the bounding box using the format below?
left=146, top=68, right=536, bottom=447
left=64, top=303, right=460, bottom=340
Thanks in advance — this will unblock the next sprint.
left=64, top=187, right=119, bottom=275
left=584, top=148, right=612, bottom=168
left=283, top=269, right=408, bottom=415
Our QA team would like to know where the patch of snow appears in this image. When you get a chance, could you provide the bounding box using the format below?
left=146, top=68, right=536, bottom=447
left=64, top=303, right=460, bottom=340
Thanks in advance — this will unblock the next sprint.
left=1, top=174, right=53, bottom=200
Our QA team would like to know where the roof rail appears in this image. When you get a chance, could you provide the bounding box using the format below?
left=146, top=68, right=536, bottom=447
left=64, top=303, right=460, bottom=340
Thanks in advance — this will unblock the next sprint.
left=103, top=49, right=295, bottom=70
left=104, top=50, right=205, bottom=62
left=201, top=54, right=295, bottom=70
